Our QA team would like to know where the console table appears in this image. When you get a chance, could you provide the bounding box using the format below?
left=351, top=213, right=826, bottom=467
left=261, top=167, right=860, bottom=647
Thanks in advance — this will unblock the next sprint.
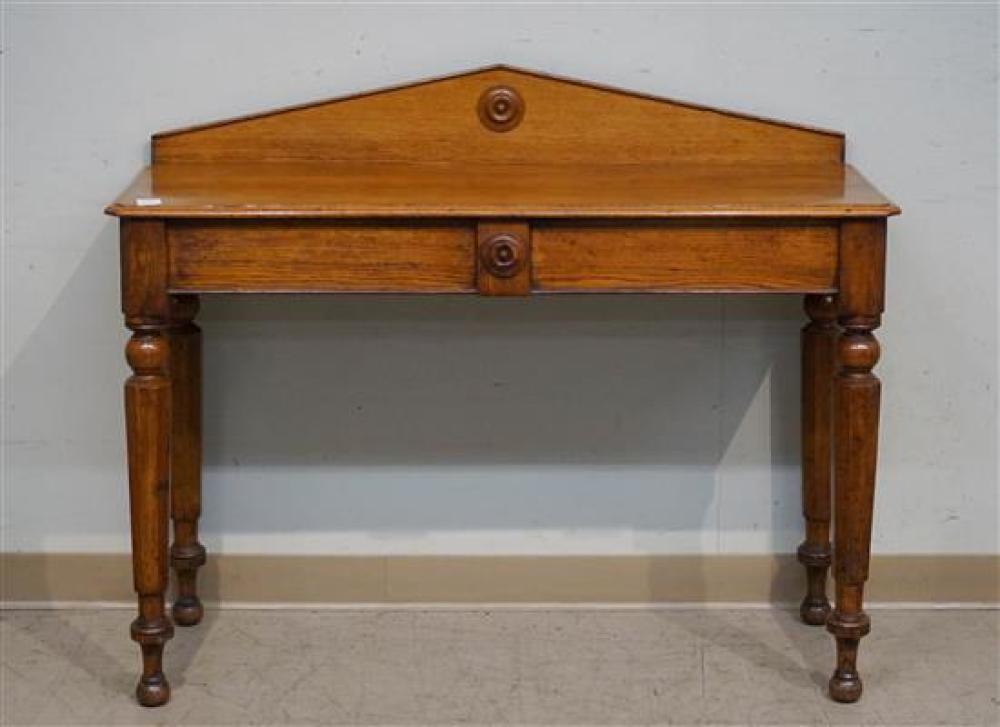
left=106, top=65, right=899, bottom=707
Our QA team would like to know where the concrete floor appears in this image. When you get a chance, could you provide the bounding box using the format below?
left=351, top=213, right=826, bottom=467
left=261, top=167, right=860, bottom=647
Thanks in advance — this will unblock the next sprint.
left=1, top=608, right=997, bottom=726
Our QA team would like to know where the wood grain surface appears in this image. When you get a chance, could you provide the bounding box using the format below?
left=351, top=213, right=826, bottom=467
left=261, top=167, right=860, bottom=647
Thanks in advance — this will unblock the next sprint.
left=532, top=221, right=837, bottom=292
left=107, top=162, right=897, bottom=220
left=151, top=65, right=844, bottom=165
left=168, top=220, right=476, bottom=293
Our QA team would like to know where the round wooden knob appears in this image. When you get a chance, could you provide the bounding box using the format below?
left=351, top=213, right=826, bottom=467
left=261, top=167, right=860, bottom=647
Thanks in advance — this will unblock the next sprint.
left=480, top=232, right=525, bottom=278
left=478, top=86, right=525, bottom=132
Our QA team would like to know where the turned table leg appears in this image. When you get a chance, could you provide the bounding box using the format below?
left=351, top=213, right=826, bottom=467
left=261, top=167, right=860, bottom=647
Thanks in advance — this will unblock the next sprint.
left=122, top=220, right=174, bottom=707
left=828, top=220, right=886, bottom=703
left=169, top=295, right=206, bottom=626
left=798, top=293, right=836, bottom=625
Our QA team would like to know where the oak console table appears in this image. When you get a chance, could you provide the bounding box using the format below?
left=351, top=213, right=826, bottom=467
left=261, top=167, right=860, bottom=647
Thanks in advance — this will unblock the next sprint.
left=106, top=66, right=899, bottom=707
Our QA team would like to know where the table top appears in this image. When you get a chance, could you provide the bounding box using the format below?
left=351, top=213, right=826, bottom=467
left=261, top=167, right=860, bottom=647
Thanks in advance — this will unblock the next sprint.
left=106, top=65, right=898, bottom=221
left=107, top=161, right=897, bottom=220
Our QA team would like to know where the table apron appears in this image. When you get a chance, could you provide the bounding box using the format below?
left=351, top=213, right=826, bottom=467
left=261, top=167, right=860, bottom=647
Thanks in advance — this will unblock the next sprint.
left=165, top=219, right=839, bottom=294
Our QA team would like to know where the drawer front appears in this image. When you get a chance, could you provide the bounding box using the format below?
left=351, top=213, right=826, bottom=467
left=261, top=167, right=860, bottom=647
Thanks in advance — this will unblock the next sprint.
left=532, top=221, right=838, bottom=293
left=168, top=220, right=476, bottom=293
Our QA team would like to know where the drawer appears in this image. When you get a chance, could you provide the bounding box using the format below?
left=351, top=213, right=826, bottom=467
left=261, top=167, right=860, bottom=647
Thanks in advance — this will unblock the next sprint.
left=531, top=220, right=838, bottom=293
left=168, top=220, right=476, bottom=293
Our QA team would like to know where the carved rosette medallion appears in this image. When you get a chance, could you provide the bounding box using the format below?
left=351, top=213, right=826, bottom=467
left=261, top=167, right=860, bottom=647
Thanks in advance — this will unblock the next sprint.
left=479, top=232, right=525, bottom=278
left=477, top=85, right=525, bottom=132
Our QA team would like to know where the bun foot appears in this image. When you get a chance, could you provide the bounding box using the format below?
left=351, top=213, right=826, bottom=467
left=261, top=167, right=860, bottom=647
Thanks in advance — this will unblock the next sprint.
left=827, top=611, right=869, bottom=703
left=136, top=674, right=171, bottom=707
left=132, top=621, right=173, bottom=707
left=829, top=669, right=863, bottom=703
left=172, top=595, right=204, bottom=626
left=799, top=596, right=832, bottom=626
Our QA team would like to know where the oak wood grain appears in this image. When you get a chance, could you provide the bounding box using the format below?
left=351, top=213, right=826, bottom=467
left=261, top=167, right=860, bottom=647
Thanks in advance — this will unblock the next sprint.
left=151, top=66, right=844, bottom=165
left=532, top=221, right=838, bottom=293
left=107, top=162, right=897, bottom=220
left=168, top=220, right=475, bottom=293
left=121, top=220, right=170, bottom=321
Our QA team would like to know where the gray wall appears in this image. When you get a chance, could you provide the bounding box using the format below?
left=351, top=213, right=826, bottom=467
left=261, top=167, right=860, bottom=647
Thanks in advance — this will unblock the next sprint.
left=4, top=4, right=997, bottom=556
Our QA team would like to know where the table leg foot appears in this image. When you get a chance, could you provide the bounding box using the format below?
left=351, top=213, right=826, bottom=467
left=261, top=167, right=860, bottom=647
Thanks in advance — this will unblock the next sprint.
left=827, top=609, right=870, bottom=703
left=829, top=663, right=863, bottom=703
left=171, top=595, right=204, bottom=627
left=136, top=670, right=171, bottom=708
left=800, top=596, right=832, bottom=627
left=131, top=617, right=173, bottom=707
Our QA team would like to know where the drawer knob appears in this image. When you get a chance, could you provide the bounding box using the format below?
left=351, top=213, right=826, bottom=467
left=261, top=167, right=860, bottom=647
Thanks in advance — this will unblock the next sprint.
left=480, top=232, right=525, bottom=278
left=478, top=86, right=525, bottom=132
